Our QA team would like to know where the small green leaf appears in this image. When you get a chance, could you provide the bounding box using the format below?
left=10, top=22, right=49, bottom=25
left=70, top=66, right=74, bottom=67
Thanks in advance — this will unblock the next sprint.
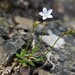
left=24, top=54, right=30, bottom=57
left=16, top=53, right=21, bottom=58
left=29, top=61, right=35, bottom=66
left=22, top=63, right=27, bottom=67
left=20, top=49, right=26, bottom=56
left=31, top=47, right=40, bottom=54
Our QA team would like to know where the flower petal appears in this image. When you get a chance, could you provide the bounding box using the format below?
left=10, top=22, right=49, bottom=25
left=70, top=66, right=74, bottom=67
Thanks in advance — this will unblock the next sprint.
left=43, top=16, right=47, bottom=20
left=47, top=15, right=53, bottom=18
left=43, top=7, right=47, bottom=14
left=39, top=12, right=44, bottom=16
left=48, top=9, right=53, bottom=15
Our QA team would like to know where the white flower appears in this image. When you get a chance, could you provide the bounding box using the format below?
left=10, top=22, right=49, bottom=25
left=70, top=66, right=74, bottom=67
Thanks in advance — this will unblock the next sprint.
left=39, top=7, right=53, bottom=20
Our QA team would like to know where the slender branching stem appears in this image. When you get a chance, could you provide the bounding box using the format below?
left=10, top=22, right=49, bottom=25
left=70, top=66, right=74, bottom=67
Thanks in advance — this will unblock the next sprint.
left=45, top=32, right=65, bottom=55
left=37, top=21, right=48, bottom=48
left=26, top=26, right=35, bottom=51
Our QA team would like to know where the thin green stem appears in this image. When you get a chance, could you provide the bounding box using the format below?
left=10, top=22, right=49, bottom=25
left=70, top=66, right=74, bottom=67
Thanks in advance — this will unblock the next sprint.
left=37, top=22, right=48, bottom=47
left=37, top=22, right=48, bottom=50
left=45, top=32, right=65, bottom=55
left=26, top=26, right=34, bottom=51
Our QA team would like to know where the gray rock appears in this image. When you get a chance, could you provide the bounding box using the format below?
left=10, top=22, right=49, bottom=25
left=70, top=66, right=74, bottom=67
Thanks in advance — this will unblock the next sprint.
left=58, top=55, right=67, bottom=62
left=37, top=21, right=75, bottom=75
left=48, top=21, right=67, bottom=35
left=0, top=28, right=9, bottom=40
left=43, top=62, right=53, bottom=71
left=19, top=67, right=30, bottom=75
left=15, top=16, right=33, bottom=31
left=0, top=37, right=5, bottom=45
left=52, top=29, right=61, bottom=35
left=3, top=36, right=25, bottom=57
left=0, top=28, right=9, bottom=65
left=64, top=35, right=75, bottom=46
left=40, top=30, right=65, bottom=49
left=0, top=28, right=26, bottom=65
left=38, top=69, right=56, bottom=75
left=0, top=45, right=7, bottom=65
left=70, top=64, right=75, bottom=72
left=58, top=25, right=67, bottom=32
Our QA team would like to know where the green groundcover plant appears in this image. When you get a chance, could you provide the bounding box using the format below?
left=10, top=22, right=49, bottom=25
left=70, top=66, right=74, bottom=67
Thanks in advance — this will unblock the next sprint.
left=15, top=7, right=75, bottom=67
left=15, top=47, right=45, bottom=67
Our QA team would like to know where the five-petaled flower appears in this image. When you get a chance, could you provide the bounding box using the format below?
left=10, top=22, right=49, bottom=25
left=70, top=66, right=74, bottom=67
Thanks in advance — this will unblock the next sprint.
left=39, top=7, right=53, bottom=20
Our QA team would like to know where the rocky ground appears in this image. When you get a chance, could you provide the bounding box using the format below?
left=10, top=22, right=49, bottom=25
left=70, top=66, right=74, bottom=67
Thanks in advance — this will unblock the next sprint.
left=0, top=0, right=75, bottom=75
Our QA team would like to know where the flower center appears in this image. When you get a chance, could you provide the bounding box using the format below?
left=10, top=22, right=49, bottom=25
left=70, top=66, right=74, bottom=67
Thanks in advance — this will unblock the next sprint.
left=44, top=13, right=48, bottom=17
